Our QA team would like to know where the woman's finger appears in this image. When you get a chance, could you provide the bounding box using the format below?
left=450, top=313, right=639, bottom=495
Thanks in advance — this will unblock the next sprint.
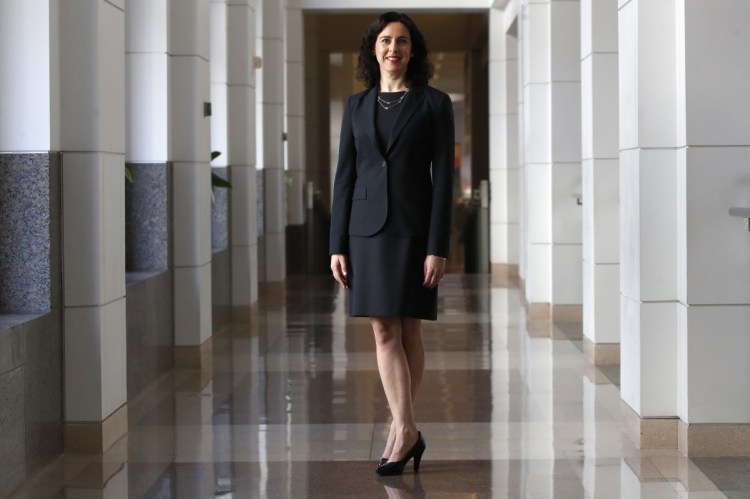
left=330, top=255, right=349, bottom=288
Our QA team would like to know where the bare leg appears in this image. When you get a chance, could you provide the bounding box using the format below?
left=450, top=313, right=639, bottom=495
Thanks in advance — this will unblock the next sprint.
left=381, top=318, right=424, bottom=461
left=372, top=317, right=419, bottom=463
left=402, top=318, right=425, bottom=398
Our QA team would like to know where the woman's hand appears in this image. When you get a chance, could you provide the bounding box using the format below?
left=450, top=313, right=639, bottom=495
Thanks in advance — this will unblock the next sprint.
left=423, top=255, right=447, bottom=288
left=330, top=254, right=349, bottom=288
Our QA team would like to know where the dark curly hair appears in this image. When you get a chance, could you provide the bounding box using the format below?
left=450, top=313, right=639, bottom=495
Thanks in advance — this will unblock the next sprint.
left=356, top=12, right=434, bottom=88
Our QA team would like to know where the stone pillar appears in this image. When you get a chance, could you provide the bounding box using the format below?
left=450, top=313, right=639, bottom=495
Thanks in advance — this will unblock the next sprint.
left=125, top=0, right=170, bottom=272
left=520, top=0, right=551, bottom=310
left=285, top=5, right=306, bottom=227
left=489, top=8, right=520, bottom=281
left=226, top=0, right=259, bottom=308
left=0, top=0, right=58, bottom=314
left=256, top=0, right=286, bottom=282
left=0, top=0, right=64, bottom=480
left=618, top=0, right=680, bottom=447
left=549, top=0, right=582, bottom=319
left=209, top=0, right=230, bottom=252
left=170, top=0, right=213, bottom=352
left=59, top=0, right=128, bottom=451
left=520, top=0, right=582, bottom=320
left=580, top=0, right=619, bottom=364
left=675, top=0, right=750, bottom=456
left=516, top=9, right=526, bottom=288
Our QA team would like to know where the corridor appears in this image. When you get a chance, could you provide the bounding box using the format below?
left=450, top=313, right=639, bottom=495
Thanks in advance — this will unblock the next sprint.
left=10, top=275, right=746, bottom=498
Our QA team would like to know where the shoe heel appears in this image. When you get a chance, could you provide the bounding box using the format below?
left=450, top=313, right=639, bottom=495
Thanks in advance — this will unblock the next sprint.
left=413, top=442, right=425, bottom=473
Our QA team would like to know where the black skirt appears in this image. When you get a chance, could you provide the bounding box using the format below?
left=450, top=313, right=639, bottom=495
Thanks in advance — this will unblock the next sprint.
left=347, top=233, right=437, bottom=320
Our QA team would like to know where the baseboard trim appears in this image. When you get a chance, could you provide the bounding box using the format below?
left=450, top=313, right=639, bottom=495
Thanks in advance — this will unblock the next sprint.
left=583, top=337, right=620, bottom=365
left=490, top=264, right=519, bottom=287
left=174, top=336, right=213, bottom=370
left=679, top=420, right=750, bottom=457
left=528, top=303, right=551, bottom=320
left=64, top=403, right=128, bottom=453
left=552, top=304, right=582, bottom=322
left=621, top=401, right=678, bottom=449
left=231, top=302, right=259, bottom=323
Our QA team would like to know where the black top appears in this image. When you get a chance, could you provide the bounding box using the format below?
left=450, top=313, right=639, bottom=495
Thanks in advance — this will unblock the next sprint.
left=375, top=91, right=407, bottom=151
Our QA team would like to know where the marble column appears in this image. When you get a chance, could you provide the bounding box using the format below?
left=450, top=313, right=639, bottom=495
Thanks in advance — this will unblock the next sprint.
left=0, top=0, right=57, bottom=314
left=618, top=0, right=680, bottom=447
left=520, top=0, right=582, bottom=320
left=520, top=0, right=551, bottom=310
left=489, top=8, right=520, bottom=280
left=59, top=0, right=128, bottom=451
left=285, top=5, right=306, bottom=227
left=549, top=0, right=582, bottom=319
left=210, top=0, right=230, bottom=252
left=256, top=0, right=286, bottom=282
left=0, top=0, right=65, bottom=478
left=226, top=0, right=259, bottom=307
left=125, top=0, right=170, bottom=272
left=580, top=0, right=619, bottom=364
left=170, top=0, right=213, bottom=351
left=675, top=0, right=750, bottom=456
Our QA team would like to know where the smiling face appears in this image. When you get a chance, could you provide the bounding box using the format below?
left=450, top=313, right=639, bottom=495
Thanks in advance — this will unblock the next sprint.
left=374, top=22, right=412, bottom=79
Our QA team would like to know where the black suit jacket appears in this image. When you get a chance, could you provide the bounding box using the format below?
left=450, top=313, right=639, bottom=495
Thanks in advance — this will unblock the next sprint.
left=329, top=85, right=454, bottom=258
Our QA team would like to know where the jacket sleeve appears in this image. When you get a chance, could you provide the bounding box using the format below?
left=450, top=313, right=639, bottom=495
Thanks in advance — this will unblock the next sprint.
left=329, top=96, right=357, bottom=255
left=427, top=92, right=455, bottom=258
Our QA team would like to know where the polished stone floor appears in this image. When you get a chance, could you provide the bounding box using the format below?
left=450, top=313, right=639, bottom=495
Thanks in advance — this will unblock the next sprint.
left=10, top=274, right=750, bottom=498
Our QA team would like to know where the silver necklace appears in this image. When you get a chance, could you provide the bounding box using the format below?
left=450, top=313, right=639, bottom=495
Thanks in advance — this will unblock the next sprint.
left=377, top=91, right=407, bottom=110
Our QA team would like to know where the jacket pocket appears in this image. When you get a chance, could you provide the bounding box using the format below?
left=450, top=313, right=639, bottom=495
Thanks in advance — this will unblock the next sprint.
left=352, top=186, right=367, bottom=200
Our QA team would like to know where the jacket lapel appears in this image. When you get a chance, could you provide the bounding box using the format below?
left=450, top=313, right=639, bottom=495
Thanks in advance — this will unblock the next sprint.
left=360, top=87, right=381, bottom=155
left=386, top=85, right=425, bottom=154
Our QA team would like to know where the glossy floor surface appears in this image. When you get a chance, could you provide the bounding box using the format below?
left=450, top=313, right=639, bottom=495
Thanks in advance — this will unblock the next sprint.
left=11, top=275, right=750, bottom=498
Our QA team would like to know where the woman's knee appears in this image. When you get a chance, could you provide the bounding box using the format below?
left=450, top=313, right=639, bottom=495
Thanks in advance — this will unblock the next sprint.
left=400, top=319, right=423, bottom=347
left=371, top=317, right=401, bottom=346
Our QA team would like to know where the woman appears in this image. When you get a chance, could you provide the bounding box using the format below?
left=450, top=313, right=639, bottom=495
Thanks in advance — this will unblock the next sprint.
left=329, top=12, right=454, bottom=476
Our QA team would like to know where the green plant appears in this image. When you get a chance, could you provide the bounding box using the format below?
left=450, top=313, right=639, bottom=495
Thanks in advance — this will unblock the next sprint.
left=210, top=151, right=232, bottom=189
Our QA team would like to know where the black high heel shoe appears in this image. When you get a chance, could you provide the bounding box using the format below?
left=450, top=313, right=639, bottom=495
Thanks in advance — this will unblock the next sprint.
left=376, top=432, right=426, bottom=476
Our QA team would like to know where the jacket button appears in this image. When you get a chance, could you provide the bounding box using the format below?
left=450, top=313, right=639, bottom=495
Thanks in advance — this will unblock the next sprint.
left=381, top=161, right=386, bottom=167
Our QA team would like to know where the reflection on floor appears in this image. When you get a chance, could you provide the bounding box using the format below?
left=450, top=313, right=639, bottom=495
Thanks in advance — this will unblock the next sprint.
left=10, top=275, right=749, bottom=498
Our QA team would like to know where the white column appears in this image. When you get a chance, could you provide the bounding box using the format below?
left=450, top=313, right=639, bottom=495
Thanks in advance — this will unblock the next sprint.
left=227, top=0, right=259, bottom=306
left=0, top=0, right=55, bottom=151
left=285, top=5, right=306, bottom=226
left=516, top=11, right=526, bottom=286
left=580, top=0, right=619, bottom=357
left=618, top=0, right=680, bottom=427
left=170, top=0, right=213, bottom=346
left=520, top=0, right=582, bottom=315
left=256, top=0, right=286, bottom=282
left=210, top=1, right=229, bottom=167
left=521, top=0, right=552, bottom=308
left=59, top=0, right=127, bottom=439
left=676, top=0, right=750, bottom=454
left=126, top=0, right=169, bottom=163
left=489, top=8, right=520, bottom=275
left=549, top=0, right=582, bottom=313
